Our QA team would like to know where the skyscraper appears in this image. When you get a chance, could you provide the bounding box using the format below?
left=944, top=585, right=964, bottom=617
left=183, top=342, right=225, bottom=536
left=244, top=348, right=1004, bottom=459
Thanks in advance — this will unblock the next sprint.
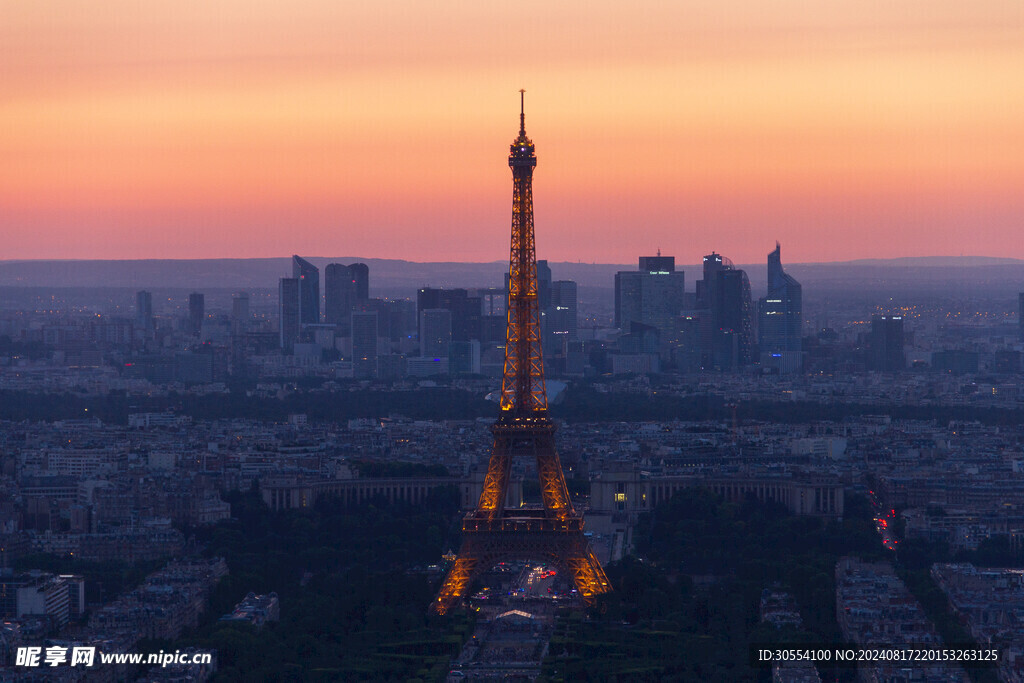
left=349, top=262, right=369, bottom=301
left=351, top=311, right=379, bottom=379
left=476, top=287, right=508, bottom=344
left=449, top=340, right=481, bottom=375
left=279, top=278, right=300, bottom=353
left=230, top=292, right=250, bottom=376
left=379, top=299, right=417, bottom=342
left=536, top=259, right=552, bottom=311
left=547, top=279, right=578, bottom=356
left=614, top=255, right=686, bottom=333
left=292, top=255, right=320, bottom=325
left=417, top=288, right=481, bottom=342
left=135, top=290, right=153, bottom=331
left=868, top=315, right=905, bottom=371
left=325, top=262, right=370, bottom=329
left=638, top=255, right=675, bottom=273
left=696, top=252, right=726, bottom=309
left=713, top=268, right=753, bottom=369
left=696, top=253, right=752, bottom=370
left=324, top=264, right=353, bottom=326
left=188, top=292, right=204, bottom=337
left=231, top=292, right=250, bottom=335
left=420, top=308, right=452, bottom=358
left=758, top=243, right=803, bottom=373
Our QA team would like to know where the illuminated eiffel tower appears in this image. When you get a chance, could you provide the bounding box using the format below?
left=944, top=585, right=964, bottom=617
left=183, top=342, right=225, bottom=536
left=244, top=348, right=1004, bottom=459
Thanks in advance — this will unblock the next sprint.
left=432, top=92, right=611, bottom=615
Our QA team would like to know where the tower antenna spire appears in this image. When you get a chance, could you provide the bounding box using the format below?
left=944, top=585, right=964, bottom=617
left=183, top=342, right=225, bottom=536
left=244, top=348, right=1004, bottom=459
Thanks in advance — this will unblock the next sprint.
left=519, top=89, right=526, bottom=135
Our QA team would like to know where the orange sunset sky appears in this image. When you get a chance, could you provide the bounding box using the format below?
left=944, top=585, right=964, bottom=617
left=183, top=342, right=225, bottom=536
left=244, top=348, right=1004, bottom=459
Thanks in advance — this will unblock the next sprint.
left=2, top=1, right=1023, bottom=264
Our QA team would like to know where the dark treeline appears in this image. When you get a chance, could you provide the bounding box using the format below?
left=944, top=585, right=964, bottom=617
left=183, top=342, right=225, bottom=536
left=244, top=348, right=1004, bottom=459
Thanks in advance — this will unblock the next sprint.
left=0, top=388, right=494, bottom=425
left=557, top=387, right=1024, bottom=427
left=543, top=491, right=886, bottom=682
left=3, top=385, right=1024, bottom=427
left=172, top=488, right=470, bottom=682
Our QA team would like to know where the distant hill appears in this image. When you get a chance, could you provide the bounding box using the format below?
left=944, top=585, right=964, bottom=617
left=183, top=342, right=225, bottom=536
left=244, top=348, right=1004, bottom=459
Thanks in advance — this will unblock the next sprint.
left=0, top=257, right=632, bottom=292
left=2, top=256, right=1024, bottom=298
left=831, top=256, right=1024, bottom=267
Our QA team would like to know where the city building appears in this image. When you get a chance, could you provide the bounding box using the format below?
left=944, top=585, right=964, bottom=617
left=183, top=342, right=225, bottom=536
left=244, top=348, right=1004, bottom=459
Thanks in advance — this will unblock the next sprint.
left=231, top=292, right=249, bottom=334
left=0, top=573, right=75, bottom=627
left=836, top=557, right=968, bottom=681
left=545, top=279, right=578, bottom=357
left=714, top=268, right=753, bottom=369
left=219, top=592, right=280, bottom=629
left=188, top=292, right=204, bottom=337
left=278, top=277, right=300, bottom=353
left=416, top=288, right=481, bottom=342
left=758, top=243, right=802, bottom=373
left=614, top=254, right=686, bottom=334
left=325, top=262, right=369, bottom=330
left=696, top=253, right=753, bottom=370
left=351, top=311, right=379, bottom=379
left=349, top=262, right=369, bottom=301
left=590, top=469, right=843, bottom=521
left=931, top=349, right=979, bottom=373
left=135, top=290, right=153, bottom=332
left=376, top=299, right=417, bottom=342
left=292, top=255, right=320, bottom=325
left=536, top=259, right=552, bottom=311
left=931, top=563, right=1024, bottom=683
left=867, top=315, right=905, bottom=371
left=696, top=251, right=726, bottom=310
left=89, top=558, right=227, bottom=643
left=449, top=340, right=481, bottom=375
left=420, top=308, right=452, bottom=358
left=476, top=287, right=508, bottom=344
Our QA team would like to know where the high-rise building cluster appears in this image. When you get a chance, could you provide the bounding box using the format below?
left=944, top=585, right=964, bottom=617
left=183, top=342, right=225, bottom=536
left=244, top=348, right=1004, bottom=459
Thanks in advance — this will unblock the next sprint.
left=276, top=256, right=382, bottom=372
left=65, top=237, right=956, bottom=384
left=262, top=247, right=584, bottom=379
left=613, top=245, right=801, bottom=373
left=260, top=244, right=804, bottom=379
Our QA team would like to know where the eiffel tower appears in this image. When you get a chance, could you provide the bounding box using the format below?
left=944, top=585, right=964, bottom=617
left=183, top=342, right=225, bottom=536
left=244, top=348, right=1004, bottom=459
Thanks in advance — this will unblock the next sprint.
left=432, top=92, right=611, bottom=615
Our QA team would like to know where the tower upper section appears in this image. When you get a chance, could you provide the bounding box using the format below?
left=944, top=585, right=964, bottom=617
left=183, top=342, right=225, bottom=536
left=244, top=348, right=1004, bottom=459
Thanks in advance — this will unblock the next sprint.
left=500, top=90, right=547, bottom=416
left=509, top=89, right=537, bottom=170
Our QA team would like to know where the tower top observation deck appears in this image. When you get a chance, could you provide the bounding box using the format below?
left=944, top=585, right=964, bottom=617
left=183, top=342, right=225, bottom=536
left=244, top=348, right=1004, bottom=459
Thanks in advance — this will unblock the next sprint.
left=509, top=89, right=536, bottom=169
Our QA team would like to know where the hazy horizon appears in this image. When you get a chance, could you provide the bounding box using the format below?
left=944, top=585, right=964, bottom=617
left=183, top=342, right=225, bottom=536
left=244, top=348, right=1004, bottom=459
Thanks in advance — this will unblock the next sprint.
left=3, top=254, right=1024, bottom=267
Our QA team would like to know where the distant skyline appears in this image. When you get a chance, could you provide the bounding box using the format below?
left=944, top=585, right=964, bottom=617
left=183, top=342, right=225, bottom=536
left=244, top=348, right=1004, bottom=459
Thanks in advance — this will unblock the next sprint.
left=2, top=2, right=1023, bottom=264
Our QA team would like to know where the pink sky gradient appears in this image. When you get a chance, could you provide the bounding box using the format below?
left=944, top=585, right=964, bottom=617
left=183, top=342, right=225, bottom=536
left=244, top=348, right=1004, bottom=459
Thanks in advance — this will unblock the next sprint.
left=2, top=1, right=1023, bottom=264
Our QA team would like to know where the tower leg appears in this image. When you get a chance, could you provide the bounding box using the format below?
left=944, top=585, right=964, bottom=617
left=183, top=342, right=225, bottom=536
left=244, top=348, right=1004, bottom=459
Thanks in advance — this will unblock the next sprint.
left=433, top=556, right=478, bottom=616
left=563, top=543, right=612, bottom=601
left=476, top=448, right=511, bottom=518
left=536, top=451, right=572, bottom=519
left=431, top=533, right=612, bottom=616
